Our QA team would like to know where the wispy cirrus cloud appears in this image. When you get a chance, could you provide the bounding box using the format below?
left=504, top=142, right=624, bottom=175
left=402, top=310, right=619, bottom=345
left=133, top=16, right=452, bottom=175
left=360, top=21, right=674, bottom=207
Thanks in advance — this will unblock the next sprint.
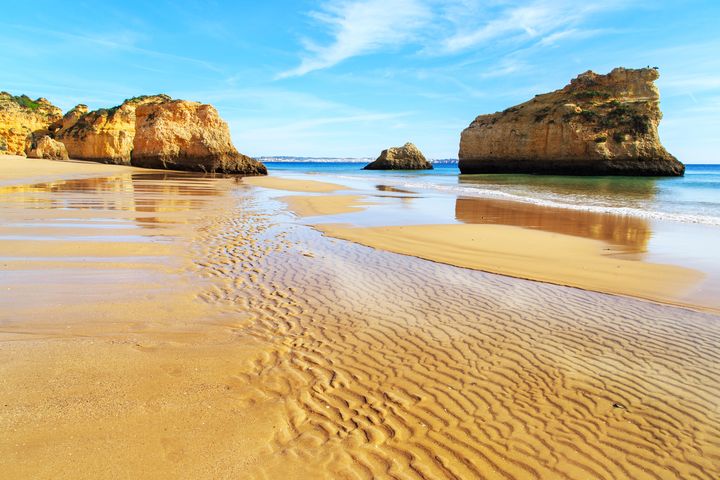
left=278, top=0, right=628, bottom=78
left=436, top=0, right=626, bottom=54
left=277, top=0, right=431, bottom=78
left=0, top=23, right=222, bottom=72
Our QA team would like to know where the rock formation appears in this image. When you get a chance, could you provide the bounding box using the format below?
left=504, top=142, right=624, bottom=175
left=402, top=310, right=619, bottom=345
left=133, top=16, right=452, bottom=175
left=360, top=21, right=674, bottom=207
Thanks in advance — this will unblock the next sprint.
left=0, top=92, right=63, bottom=156
left=54, top=95, right=170, bottom=165
left=363, top=142, right=432, bottom=170
left=26, top=135, right=69, bottom=160
left=1, top=90, right=266, bottom=175
left=131, top=100, right=267, bottom=175
left=459, top=67, right=684, bottom=176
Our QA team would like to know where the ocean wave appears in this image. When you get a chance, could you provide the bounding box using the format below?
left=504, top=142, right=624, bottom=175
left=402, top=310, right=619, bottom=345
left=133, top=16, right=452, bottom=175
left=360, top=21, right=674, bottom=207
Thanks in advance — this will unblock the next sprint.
left=398, top=181, right=720, bottom=226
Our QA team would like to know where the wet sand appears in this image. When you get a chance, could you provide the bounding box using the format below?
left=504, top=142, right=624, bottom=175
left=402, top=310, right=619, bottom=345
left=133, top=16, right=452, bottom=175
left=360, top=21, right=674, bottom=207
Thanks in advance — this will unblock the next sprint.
left=253, top=177, right=713, bottom=310
left=243, top=175, right=348, bottom=192
left=279, top=194, right=374, bottom=216
left=2, top=159, right=720, bottom=479
left=317, top=222, right=707, bottom=309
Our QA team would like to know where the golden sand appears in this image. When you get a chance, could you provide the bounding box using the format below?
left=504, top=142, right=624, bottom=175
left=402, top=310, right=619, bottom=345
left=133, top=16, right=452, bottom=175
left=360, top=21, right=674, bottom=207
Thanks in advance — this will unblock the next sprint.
left=317, top=223, right=710, bottom=310
left=1, top=160, right=719, bottom=479
left=0, top=154, right=142, bottom=186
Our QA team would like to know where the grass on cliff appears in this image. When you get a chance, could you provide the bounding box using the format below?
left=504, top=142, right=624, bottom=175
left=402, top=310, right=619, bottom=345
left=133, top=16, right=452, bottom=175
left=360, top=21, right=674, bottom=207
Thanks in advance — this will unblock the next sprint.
left=11, top=94, right=41, bottom=111
left=562, top=100, right=652, bottom=139
left=574, top=90, right=611, bottom=101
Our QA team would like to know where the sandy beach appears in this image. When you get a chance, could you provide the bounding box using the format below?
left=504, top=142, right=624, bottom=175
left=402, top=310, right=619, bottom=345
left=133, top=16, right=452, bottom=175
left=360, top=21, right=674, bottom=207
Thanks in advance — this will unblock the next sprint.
left=2, top=155, right=720, bottom=479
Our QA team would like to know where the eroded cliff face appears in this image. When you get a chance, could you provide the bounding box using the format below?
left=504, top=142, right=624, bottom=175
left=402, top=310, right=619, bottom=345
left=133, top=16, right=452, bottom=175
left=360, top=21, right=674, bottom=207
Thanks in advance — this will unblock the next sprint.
left=0, top=92, right=63, bottom=156
left=55, top=95, right=170, bottom=165
left=363, top=142, right=432, bottom=170
left=459, top=68, right=684, bottom=176
left=131, top=100, right=267, bottom=175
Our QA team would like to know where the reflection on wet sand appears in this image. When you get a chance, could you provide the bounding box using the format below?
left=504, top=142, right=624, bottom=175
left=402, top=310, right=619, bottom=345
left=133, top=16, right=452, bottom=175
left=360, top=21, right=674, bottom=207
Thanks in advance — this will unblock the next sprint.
left=0, top=172, right=238, bottom=311
left=375, top=184, right=416, bottom=194
left=455, top=196, right=652, bottom=253
left=0, top=172, right=233, bottom=226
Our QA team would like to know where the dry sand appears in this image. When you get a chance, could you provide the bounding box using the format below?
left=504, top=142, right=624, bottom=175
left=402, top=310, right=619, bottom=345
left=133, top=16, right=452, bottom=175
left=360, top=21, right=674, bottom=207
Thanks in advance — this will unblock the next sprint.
left=1, top=158, right=719, bottom=479
left=0, top=154, right=143, bottom=186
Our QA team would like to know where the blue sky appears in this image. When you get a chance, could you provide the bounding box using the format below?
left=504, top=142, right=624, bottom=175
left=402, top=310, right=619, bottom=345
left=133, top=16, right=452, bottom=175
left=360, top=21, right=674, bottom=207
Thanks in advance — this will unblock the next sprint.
left=1, top=1, right=718, bottom=161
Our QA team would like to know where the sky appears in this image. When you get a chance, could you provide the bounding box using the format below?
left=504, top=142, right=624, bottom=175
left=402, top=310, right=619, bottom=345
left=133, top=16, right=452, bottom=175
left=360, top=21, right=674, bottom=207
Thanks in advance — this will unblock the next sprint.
left=1, top=1, right=719, bottom=162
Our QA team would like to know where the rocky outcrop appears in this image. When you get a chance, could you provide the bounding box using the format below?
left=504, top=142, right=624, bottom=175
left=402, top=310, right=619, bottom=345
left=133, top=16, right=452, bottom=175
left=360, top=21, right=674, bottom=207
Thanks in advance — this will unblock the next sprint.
left=131, top=100, right=267, bottom=175
left=54, top=95, right=170, bottom=165
left=459, top=67, right=684, bottom=176
left=363, top=142, right=432, bottom=170
left=0, top=92, right=63, bottom=156
left=2, top=91, right=265, bottom=175
left=26, top=135, right=69, bottom=160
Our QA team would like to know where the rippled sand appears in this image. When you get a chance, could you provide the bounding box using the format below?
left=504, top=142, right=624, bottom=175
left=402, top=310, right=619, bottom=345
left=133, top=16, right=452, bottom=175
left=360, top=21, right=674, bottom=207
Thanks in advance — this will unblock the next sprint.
left=1, top=158, right=719, bottom=479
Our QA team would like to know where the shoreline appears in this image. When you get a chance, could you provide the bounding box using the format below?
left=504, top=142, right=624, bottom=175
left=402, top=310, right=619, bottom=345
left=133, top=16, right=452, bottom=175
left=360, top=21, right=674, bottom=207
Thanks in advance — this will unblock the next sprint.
left=0, top=154, right=142, bottom=186
left=3, top=156, right=715, bottom=312
left=317, top=223, right=716, bottom=314
left=247, top=174, right=716, bottom=313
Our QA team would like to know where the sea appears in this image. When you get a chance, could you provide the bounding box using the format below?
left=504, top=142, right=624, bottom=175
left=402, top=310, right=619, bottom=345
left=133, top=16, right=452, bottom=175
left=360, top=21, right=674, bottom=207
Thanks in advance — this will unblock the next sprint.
left=263, top=162, right=720, bottom=227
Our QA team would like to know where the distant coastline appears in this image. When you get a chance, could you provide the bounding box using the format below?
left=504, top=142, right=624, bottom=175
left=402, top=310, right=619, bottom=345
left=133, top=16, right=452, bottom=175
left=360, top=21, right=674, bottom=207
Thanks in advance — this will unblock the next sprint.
left=258, top=156, right=459, bottom=164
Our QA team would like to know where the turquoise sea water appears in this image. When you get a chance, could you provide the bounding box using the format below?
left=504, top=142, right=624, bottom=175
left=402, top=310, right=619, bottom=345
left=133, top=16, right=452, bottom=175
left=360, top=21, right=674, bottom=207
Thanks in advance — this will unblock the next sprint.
left=264, top=162, right=720, bottom=226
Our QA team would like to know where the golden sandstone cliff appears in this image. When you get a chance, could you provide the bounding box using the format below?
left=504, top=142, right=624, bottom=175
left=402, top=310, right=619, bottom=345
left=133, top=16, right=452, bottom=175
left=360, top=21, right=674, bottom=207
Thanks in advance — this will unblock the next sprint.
left=0, top=93, right=266, bottom=175
left=54, top=95, right=170, bottom=165
left=0, top=92, right=62, bottom=156
left=132, top=100, right=267, bottom=175
left=459, top=67, right=685, bottom=176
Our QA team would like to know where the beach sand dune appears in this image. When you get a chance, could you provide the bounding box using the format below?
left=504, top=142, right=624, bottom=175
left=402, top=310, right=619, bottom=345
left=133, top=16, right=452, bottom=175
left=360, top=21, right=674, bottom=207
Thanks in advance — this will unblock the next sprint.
left=1, top=158, right=719, bottom=479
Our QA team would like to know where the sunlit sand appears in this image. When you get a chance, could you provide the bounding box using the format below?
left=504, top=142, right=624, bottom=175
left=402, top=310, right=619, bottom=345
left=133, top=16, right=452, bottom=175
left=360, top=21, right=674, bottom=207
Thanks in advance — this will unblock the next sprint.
left=1, top=156, right=719, bottom=479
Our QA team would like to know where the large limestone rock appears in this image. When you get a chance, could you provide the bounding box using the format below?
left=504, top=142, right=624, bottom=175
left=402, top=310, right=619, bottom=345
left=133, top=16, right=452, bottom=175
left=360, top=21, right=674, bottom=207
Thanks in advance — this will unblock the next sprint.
left=363, top=142, right=432, bottom=170
left=0, top=92, right=63, bottom=156
left=131, top=100, right=267, bottom=175
left=55, top=95, right=170, bottom=165
left=26, top=135, right=69, bottom=160
left=459, top=67, right=684, bottom=176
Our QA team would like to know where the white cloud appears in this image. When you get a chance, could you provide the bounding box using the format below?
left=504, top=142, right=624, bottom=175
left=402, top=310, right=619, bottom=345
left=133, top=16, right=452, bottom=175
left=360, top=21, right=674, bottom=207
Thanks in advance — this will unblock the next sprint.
left=235, top=111, right=413, bottom=138
left=277, top=0, right=431, bottom=78
left=436, top=1, right=624, bottom=54
left=1, top=23, right=222, bottom=72
left=279, top=0, right=627, bottom=78
left=536, top=28, right=608, bottom=47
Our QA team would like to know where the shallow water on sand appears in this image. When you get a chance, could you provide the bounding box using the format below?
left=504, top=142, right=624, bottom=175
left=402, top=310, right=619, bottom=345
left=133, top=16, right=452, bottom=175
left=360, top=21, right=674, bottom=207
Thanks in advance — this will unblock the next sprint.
left=1, top=172, right=719, bottom=479
left=258, top=165, right=720, bottom=311
left=266, top=162, right=720, bottom=226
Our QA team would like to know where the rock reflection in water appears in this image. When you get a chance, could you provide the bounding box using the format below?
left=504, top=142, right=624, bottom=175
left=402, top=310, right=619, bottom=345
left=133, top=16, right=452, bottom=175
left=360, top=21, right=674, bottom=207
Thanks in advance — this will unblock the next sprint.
left=0, top=172, right=234, bottom=229
left=455, top=196, right=652, bottom=253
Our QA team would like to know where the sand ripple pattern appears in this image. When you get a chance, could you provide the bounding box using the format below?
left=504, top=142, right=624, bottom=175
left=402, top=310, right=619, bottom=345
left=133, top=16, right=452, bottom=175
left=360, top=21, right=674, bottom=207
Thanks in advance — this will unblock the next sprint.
left=190, top=189, right=720, bottom=479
